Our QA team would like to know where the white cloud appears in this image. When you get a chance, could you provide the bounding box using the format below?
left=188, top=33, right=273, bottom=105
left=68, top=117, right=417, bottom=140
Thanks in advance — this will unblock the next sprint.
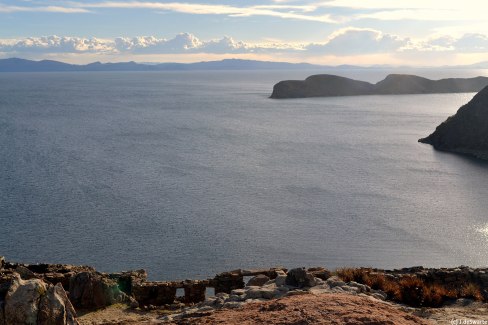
left=72, top=1, right=339, bottom=23
left=0, top=4, right=89, bottom=13
left=1, top=30, right=488, bottom=58
left=0, top=36, right=115, bottom=53
left=306, top=28, right=407, bottom=54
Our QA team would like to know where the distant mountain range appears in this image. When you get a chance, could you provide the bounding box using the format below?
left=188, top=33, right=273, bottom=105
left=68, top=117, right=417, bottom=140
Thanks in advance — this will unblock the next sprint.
left=1, top=58, right=488, bottom=72
left=0, top=58, right=331, bottom=72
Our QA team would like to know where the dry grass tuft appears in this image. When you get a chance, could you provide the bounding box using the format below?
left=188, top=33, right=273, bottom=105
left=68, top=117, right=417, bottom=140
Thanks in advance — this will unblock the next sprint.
left=335, top=268, right=486, bottom=308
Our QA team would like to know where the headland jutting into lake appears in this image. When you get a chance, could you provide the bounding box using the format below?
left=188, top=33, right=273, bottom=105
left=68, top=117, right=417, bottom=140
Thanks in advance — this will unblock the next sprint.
left=270, top=74, right=488, bottom=98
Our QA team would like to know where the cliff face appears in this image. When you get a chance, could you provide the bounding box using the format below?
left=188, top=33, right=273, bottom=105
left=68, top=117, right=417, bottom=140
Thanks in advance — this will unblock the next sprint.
left=419, top=86, right=488, bottom=158
left=270, top=74, right=488, bottom=99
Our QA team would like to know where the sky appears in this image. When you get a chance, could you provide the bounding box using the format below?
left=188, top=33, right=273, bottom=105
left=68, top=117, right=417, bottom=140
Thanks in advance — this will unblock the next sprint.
left=1, top=0, right=488, bottom=65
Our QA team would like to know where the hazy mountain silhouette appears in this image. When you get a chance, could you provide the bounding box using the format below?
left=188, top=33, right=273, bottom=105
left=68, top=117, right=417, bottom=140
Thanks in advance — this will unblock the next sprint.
left=0, top=58, right=335, bottom=72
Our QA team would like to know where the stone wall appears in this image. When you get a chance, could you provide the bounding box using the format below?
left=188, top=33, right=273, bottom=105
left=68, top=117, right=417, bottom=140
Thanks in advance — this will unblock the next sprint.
left=4, top=256, right=488, bottom=311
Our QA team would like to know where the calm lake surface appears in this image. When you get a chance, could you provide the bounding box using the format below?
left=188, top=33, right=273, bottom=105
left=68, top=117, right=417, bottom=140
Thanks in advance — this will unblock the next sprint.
left=2, top=69, right=488, bottom=280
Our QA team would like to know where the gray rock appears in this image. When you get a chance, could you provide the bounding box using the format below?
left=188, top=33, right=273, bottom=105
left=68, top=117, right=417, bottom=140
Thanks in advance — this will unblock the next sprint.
left=38, top=283, right=78, bottom=325
left=347, top=281, right=370, bottom=293
left=275, top=275, right=287, bottom=287
left=244, top=285, right=281, bottom=300
left=309, top=285, right=332, bottom=295
left=285, top=268, right=316, bottom=288
left=326, top=276, right=346, bottom=288
left=4, top=275, right=46, bottom=325
left=371, top=292, right=387, bottom=301
left=222, top=301, right=243, bottom=309
left=246, top=275, right=270, bottom=287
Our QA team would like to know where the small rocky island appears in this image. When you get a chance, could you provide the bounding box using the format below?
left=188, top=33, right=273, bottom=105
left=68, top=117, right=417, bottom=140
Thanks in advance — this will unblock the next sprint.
left=419, top=86, right=488, bottom=159
left=270, top=74, right=488, bottom=98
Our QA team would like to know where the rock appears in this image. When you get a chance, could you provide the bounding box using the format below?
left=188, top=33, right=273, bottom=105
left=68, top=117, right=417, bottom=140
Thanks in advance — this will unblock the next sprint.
left=285, top=268, right=316, bottom=288
left=308, top=267, right=332, bottom=281
left=38, top=283, right=78, bottom=325
left=275, top=275, right=287, bottom=287
left=371, top=292, right=388, bottom=301
left=129, top=297, right=139, bottom=309
left=271, top=74, right=488, bottom=99
left=3, top=274, right=79, bottom=325
left=244, top=285, right=281, bottom=300
left=230, top=289, right=246, bottom=296
left=14, top=266, right=37, bottom=281
left=69, top=271, right=128, bottom=310
left=325, top=276, right=346, bottom=288
left=222, top=301, right=243, bottom=309
left=246, top=274, right=270, bottom=287
left=0, top=257, right=4, bottom=270
left=309, top=285, right=332, bottom=295
left=347, top=281, right=370, bottom=293
left=419, top=86, right=488, bottom=159
left=4, top=274, right=46, bottom=324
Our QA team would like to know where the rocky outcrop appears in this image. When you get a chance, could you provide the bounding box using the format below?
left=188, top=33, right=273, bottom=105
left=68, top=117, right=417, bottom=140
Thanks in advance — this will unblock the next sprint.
left=270, top=74, right=488, bottom=98
left=68, top=272, right=129, bottom=310
left=419, top=86, right=488, bottom=159
left=3, top=275, right=78, bottom=325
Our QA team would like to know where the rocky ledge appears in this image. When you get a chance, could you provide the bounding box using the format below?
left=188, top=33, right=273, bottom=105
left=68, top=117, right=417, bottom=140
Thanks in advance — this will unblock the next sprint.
left=1, top=257, right=488, bottom=324
left=419, top=85, right=488, bottom=159
left=270, top=74, right=488, bottom=98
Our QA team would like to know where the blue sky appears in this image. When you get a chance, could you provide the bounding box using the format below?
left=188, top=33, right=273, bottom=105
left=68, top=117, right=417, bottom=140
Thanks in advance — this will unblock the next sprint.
left=1, top=0, right=487, bottom=65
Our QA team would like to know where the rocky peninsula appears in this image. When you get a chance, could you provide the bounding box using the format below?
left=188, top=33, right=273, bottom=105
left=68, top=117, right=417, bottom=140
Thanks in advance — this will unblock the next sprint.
left=2, top=256, right=488, bottom=324
left=270, top=74, right=488, bottom=98
left=419, top=86, right=488, bottom=159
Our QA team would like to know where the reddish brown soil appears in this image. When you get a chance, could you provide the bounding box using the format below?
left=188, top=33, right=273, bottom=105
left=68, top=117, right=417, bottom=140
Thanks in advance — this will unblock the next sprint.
left=171, top=293, right=431, bottom=325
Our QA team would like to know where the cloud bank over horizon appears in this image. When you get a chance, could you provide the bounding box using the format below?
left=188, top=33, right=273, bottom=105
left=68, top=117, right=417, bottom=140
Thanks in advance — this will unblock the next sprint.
left=1, top=30, right=488, bottom=65
left=1, top=0, right=487, bottom=65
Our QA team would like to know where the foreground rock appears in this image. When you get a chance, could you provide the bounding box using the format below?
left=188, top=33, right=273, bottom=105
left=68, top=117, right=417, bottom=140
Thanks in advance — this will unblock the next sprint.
left=2, top=274, right=78, bottom=325
left=270, top=74, right=488, bottom=98
left=419, top=85, right=488, bottom=159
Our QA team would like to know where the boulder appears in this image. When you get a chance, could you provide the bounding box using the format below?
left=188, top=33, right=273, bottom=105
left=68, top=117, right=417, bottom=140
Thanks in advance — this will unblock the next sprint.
left=246, top=275, right=270, bottom=287
left=2, top=274, right=79, bottom=325
left=38, top=283, right=78, bottom=325
left=285, top=268, right=317, bottom=288
left=0, top=257, right=4, bottom=270
left=4, top=274, right=46, bottom=325
left=69, top=271, right=128, bottom=310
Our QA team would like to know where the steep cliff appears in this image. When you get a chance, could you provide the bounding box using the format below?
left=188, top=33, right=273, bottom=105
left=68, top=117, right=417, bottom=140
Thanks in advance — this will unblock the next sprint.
left=419, top=86, right=488, bottom=159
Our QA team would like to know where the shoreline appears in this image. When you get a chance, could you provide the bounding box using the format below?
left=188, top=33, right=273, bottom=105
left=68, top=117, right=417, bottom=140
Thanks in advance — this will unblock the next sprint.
left=2, top=256, right=488, bottom=324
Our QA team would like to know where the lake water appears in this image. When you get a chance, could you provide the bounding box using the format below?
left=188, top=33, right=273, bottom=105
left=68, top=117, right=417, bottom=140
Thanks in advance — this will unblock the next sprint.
left=1, top=69, right=488, bottom=280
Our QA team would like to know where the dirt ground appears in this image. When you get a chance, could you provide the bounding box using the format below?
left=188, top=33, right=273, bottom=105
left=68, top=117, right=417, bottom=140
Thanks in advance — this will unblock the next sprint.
left=77, top=294, right=488, bottom=325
